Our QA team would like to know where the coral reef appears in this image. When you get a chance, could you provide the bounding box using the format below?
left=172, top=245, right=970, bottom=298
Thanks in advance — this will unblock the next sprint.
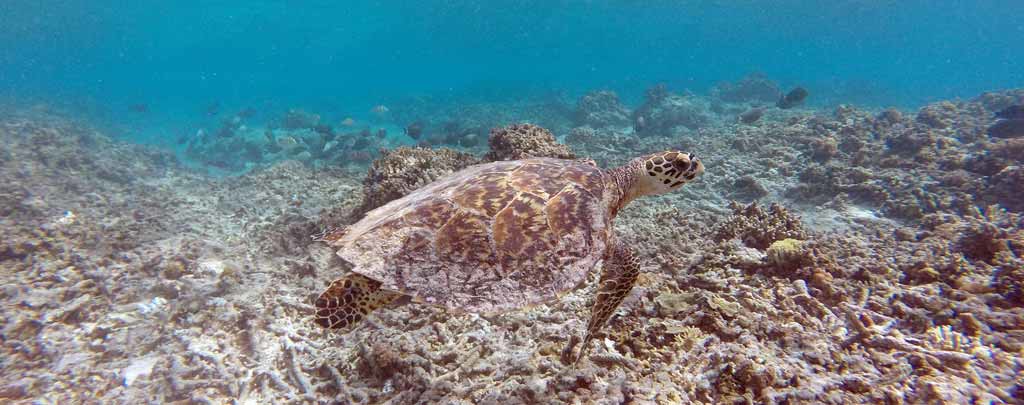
left=573, top=90, right=631, bottom=129
left=350, top=123, right=576, bottom=220
left=3, top=88, right=1024, bottom=404
left=352, top=147, right=479, bottom=216
left=633, top=84, right=711, bottom=137
left=183, top=109, right=386, bottom=172
left=713, top=201, right=807, bottom=249
left=388, top=96, right=576, bottom=149
left=483, top=123, right=576, bottom=162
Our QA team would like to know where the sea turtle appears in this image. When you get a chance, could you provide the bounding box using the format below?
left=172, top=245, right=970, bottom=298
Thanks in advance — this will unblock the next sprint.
left=313, top=151, right=705, bottom=362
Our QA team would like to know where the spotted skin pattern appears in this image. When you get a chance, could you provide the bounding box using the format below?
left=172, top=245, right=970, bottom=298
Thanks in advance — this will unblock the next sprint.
left=644, top=151, right=700, bottom=188
left=314, top=273, right=402, bottom=330
left=575, top=242, right=641, bottom=364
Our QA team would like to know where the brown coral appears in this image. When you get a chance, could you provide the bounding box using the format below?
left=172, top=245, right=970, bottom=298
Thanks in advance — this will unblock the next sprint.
left=574, top=91, right=631, bottom=128
left=713, top=201, right=807, bottom=249
left=353, top=147, right=479, bottom=216
left=483, top=123, right=575, bottom=162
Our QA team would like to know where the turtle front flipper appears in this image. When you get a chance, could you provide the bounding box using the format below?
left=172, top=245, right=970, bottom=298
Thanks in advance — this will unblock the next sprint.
left=314, top=274, right=402, bottom=330
left=575, top=242, right=640, bottom=364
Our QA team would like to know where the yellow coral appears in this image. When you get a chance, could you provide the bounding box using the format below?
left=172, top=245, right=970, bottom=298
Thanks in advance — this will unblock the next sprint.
left=708, top=295, right=742, bottom=316
left=656, top=292, right=695, bottom=315
left=766, top=238, right=805, bottom=269
left=928, top=325, right=975, bottom=352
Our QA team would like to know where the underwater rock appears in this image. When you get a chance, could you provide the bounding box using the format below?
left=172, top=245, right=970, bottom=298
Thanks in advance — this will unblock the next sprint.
left=711, top=73, right=782, bottom=104
left=483, top=123, right=575, bottom=162
left=973, top=89, right=1024, bottom=113
left=353, top=146, right=479, bottom=216
left=776, top=87, right=808, bottom=109
left=987, top=119, right=1024, bottom=139
left=632, top=86, right=711, bottom=137
left=994, top=263, right=1023, bottom=306
left=574, top=90, right=631, bottom=129
left=915, top=101, right=963, bottom=129
left=876, top=108, right=904, bottom=125
left=989, top=165, right=1024, bottom=212
left=994, top=104, right=1024, bottom=120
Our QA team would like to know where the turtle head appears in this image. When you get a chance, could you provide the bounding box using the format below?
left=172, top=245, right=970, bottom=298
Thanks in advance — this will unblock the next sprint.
left=633, top=151, right=704, bottom=196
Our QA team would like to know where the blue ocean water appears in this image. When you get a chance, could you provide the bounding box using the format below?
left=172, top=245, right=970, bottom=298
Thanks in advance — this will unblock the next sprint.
left=2, top=1, right=1022, bottom=147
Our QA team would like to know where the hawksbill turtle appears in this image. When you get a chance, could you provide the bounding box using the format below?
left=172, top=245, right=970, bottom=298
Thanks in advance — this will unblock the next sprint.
left=313, top=151, right=704, bottom=362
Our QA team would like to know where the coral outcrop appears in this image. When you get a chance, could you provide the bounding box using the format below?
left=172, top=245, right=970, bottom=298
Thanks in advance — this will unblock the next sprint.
left=573, top=90, right=631, bottom=129
left=633, top=84, right=711, bottom=137
left=352, top=147, right=479, bottom=216
left=483, top=123, right=576, bottom=162
left=713, top=201, right=807, bottom=249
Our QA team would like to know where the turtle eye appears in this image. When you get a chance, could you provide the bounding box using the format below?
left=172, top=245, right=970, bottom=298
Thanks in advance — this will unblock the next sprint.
left=672, top=157, right=689, bottom=171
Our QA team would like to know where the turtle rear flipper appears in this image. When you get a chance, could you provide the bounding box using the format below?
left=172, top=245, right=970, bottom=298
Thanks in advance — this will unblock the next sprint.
left=314, top=274, right=401, bottom=330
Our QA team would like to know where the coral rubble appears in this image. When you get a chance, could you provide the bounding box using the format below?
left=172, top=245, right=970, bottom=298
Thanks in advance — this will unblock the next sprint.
left=2, top=88, right=1023, bottom=404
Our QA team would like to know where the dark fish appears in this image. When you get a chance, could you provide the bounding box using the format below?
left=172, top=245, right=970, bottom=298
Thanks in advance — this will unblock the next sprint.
left=353, top=136, right=371, bottom=150
left=987, top=119, right=1024, bottom=139
left=739, top=108, right=764, bottom=124
left=205, top=102, right=221, bottom=116
left=777, top=87, right=809, bottom=109
left=313, top=124, right=334, bottom=136
left=404, top=121, right=424, bottom=140
left=237, top=107, right=257, bottom=118
left=130, top=104, right=148, bottom=113
left=995, top=105, right=1024, bottom=120
left=376, top=128, right=387, bottom=139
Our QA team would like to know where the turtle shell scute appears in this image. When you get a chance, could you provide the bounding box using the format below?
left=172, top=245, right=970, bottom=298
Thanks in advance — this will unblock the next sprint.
left=332, top=158, right=610, bottom=312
